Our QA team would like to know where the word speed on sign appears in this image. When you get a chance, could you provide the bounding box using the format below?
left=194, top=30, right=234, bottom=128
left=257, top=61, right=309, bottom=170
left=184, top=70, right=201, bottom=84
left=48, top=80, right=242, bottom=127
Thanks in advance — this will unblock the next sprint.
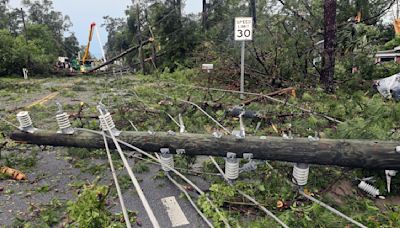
left=234, top=17, right=253, bottom=41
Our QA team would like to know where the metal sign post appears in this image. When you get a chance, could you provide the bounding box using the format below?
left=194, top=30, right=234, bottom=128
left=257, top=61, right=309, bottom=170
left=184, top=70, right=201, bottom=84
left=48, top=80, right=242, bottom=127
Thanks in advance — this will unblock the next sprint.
left=235, top=17, right=253, bottom=99
left=202, top=63, right=214, bottom=98
left=240, top=41, right=245, bottom=99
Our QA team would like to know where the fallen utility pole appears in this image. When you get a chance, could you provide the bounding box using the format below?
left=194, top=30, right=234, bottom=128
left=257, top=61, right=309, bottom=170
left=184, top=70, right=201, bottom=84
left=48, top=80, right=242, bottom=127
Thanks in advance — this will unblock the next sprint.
left=86, top=38, right=153, bottom=73
left=10, top=129, right=400, bottom=169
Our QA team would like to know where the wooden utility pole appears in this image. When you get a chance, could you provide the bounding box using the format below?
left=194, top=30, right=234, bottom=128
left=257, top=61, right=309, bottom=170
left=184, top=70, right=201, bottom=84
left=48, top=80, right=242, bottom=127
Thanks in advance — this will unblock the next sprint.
left=321, top=0, right=337, bottom=93
left=202, top=0, right=208, bottom=30
left=10, top=129, right=400, bottom=169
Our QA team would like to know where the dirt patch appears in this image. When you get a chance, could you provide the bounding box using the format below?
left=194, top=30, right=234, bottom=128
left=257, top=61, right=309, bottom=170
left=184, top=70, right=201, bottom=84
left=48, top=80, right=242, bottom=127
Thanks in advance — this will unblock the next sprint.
left=375, top=196, right=400, bottom=211
left=324, top=180, right=355, bottom=205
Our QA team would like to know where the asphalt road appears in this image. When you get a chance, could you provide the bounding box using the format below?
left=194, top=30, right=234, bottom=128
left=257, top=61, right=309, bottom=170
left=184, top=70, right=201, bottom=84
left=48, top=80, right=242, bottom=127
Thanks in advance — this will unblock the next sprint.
left=0, top=148, right=210, bottom=227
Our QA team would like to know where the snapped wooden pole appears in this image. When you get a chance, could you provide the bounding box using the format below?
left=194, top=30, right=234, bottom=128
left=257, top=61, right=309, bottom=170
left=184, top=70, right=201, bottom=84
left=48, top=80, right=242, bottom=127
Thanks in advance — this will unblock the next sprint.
left=9, top=129, right=400, bottom=170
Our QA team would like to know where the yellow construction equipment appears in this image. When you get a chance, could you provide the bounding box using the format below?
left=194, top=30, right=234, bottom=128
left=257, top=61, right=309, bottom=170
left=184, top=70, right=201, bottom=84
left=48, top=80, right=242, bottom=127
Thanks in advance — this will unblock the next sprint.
left=81, top=22, right=96, bottom=72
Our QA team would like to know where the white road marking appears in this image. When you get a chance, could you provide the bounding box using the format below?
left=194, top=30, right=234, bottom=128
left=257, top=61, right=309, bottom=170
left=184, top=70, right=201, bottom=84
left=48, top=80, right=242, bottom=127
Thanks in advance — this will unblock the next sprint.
left=161, top=196, right=190, bottom=227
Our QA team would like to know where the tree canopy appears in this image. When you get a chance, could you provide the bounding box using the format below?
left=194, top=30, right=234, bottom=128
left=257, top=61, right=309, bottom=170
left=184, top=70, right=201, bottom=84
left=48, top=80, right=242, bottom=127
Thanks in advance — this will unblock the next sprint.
left=0, top=0, right=78, bottom=76
left=100, top=0, right=397, bottom=92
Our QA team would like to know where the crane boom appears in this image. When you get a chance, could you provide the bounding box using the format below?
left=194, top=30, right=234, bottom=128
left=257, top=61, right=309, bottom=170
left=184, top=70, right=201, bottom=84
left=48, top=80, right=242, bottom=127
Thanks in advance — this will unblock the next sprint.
left=81, top=22, right=96, bottom=72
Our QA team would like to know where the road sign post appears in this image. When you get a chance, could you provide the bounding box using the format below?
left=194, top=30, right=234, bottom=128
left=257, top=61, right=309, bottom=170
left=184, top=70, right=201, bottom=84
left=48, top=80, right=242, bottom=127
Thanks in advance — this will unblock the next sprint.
left=235, top=17, right=253, bottom=99
left=240, top=41, right=245, bottom=99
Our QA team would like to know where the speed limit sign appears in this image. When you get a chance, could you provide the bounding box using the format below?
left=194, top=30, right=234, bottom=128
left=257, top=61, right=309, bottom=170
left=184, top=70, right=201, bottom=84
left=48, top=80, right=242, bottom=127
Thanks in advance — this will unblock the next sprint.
left=234, top=17, right=253, bottom=41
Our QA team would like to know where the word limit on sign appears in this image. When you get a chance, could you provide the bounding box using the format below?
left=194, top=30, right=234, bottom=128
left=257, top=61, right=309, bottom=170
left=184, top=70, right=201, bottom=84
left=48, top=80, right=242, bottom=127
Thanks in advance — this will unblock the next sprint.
left=234, top=17, right=253, bottom=41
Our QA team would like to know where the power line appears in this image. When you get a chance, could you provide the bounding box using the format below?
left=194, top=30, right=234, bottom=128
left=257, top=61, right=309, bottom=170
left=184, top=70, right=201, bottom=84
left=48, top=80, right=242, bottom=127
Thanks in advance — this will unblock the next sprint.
left=154, top=92, right=231, bottom=134
left=97, top=107, right=160, bottom=228
left=165, top=82, right=343, bottom=124
left=209, top=156, right=289, bottom=228
left=76, top=128, right=231, bottom=228
left=102, top=131, right=132, bottom=228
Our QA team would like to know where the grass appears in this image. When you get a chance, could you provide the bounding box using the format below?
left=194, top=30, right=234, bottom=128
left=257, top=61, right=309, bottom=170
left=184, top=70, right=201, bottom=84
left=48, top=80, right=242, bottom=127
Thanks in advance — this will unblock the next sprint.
left=117, top=174, right=132, bottom=191
left=36, top=184, right=51, bottom=193
left=0, top=173, right=8, bottom=180
left=132, top=160, right=150, bottom=173
left=13, top=199, right=66, bottom=227
left=68, top=180, right=86, bottom=189
left=72, top=160, right=107, bottom=175
left=67, top=148, right=106, bottom=159
left=67, top=183, right=136, bottom=227
left=2, top=148, right=39, bottom=171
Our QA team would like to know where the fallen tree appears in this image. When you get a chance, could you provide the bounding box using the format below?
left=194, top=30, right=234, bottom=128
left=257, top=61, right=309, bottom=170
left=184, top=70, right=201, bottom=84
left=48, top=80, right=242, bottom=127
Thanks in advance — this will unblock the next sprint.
left=86, top=38, right=153, bottom=73
left=10, top=129, right=400, bottom=169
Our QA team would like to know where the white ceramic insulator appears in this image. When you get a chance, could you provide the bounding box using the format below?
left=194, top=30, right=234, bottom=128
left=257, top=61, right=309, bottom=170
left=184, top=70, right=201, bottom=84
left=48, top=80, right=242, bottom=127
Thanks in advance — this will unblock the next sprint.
left=386, top=170, right=397, bottom=177
left=358, top=181, right=380, bottom=197
left=292, top=164, right=309, bottom=186
left=17, top=111, right=33, bottom=128
left=56, top=112, right=71, bottom=130
left=99, top=113, right=116, bottom=131
left=160, top=154, right=174, bottom=172
left=225, top=159, right=239, bottom=180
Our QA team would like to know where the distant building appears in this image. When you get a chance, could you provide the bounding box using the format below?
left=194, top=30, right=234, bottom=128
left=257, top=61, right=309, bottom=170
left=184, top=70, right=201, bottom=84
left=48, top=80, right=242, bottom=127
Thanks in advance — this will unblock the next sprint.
left=375, top=46, right=400, bottom=64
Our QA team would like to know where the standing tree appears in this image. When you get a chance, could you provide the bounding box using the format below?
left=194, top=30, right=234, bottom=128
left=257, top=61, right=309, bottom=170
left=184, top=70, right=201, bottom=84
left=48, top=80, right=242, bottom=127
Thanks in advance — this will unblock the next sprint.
left=63, top=33, right=80, bottom=58
left=0, top=0, right=9, bottom=29
left=135, top=1, right=145, bottom=73
left=22, top=0, right=72, bottom=56
left=322, top=0, right=337, bottom=93
left=250, top=0, right=256, bottom=28
left=202, top=0, right=208, bottom=30
left=102, top=16, right=128, bottom=58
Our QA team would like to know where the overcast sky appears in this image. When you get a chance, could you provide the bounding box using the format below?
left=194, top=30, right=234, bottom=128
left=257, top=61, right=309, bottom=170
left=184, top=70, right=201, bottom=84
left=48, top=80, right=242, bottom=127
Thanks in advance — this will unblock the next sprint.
left=8, top=0, right=202, bottom=57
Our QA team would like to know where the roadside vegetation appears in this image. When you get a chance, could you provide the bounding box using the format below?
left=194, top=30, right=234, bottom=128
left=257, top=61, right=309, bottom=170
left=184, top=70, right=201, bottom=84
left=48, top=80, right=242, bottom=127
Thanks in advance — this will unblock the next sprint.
left=1, top=69, right=400, bottom=226
left=1, top=0, right=400, bottom=227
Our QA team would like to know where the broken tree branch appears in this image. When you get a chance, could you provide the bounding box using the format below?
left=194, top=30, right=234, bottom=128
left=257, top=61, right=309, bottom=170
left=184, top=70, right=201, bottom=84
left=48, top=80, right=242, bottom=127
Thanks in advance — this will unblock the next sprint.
left=242, top=87, right=295, bottom=106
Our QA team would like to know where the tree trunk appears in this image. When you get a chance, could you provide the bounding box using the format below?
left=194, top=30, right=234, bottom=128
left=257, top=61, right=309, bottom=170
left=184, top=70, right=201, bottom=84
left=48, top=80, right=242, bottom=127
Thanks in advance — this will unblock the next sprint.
left=202, top=0, right=208, bottom=30
left=10, top=130, right=400, bottom=169
left=145, top=8, right=157, bottom=69
left=136, top=4, right=146, bottom=74
left=250, top=0, right=257, bottom=28
left=86, top=39, right=152, bottom=73
left=321, top=0, right=337, bottom=93
left=176, top=0, right=182, bottom=19
left=20, top=8, right=31, bottom=70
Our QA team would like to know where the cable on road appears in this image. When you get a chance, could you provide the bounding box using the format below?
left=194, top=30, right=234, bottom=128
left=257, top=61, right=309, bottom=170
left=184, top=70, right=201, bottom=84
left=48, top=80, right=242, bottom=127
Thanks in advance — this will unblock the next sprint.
left=154, top=92, right=231, bottom=134
left=102, top=131, right=132, bottom=228
left=209, top=156, right=289, bottom=228
left=75, top=128, right=231, bottom=228
left=153, top=153, right=214, bottom=228
left=265, top=162, right=367, bottom=228
left=97, top=107, right=160, bottom=228
left=299, top=190, right=367, bottom=228
left=165, top=82, right=343, bottom=124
